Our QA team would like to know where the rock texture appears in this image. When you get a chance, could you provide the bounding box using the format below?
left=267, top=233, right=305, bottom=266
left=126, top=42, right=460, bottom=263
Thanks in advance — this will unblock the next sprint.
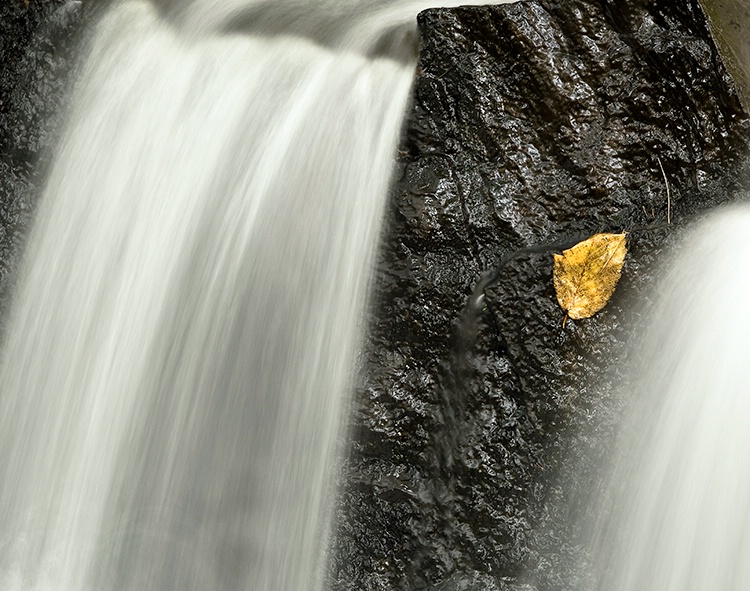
left=329, top=0, right=750, bottom=590
left=0, top=0, right=91, bottom=323
left=701, top=0, right=750, bottom=109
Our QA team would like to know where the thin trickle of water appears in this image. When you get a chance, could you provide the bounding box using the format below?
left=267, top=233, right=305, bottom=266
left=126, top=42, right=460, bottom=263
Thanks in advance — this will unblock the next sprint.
left=591, top=204, right=750, bottom=591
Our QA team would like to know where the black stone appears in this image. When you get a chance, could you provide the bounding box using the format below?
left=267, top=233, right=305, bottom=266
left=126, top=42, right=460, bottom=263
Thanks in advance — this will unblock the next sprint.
left=329, top=0, right=750, bottom=590
left=0, top=0, right=93, bottom=325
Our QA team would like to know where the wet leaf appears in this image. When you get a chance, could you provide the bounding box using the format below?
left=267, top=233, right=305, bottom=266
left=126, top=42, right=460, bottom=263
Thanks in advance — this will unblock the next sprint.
left=553, top=232, right=627, bottom=322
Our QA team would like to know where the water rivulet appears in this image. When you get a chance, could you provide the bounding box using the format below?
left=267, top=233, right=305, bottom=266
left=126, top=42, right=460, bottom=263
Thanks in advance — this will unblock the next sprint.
left=590, top=205, right=750, bottom=590
left=0, top=1, right=506, bottom=589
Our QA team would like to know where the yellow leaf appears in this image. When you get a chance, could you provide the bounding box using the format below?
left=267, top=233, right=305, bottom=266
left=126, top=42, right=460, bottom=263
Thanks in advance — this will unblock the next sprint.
left=552, top=232, right=627, bottom=322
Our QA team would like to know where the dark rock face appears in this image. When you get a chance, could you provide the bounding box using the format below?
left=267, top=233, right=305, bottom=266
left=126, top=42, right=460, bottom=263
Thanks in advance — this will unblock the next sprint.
left=330, top=1, right=749, bottom=590
left=701, top=0, right=750, bottom=110
left=0, top=0, right=91, bottom=321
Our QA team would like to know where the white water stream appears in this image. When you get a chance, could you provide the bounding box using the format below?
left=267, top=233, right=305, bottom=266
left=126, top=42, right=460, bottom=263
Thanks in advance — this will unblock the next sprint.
left=0, top=1, right=511, bottom=589
left=591, top=204, right=750, bottom=590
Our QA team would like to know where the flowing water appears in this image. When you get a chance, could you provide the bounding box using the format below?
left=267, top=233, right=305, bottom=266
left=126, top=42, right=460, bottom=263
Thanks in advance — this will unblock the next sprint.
left=0, top=0, right=508, bottom=589
left=591, top=204, right=750, bottom=590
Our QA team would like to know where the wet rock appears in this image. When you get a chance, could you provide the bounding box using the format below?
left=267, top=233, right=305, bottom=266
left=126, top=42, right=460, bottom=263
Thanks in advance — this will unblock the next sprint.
left=0, top=0, right=92, bottom=322
left=701, top=0, right=750, bottom=110
left=330, top=0, right=749, bottom=589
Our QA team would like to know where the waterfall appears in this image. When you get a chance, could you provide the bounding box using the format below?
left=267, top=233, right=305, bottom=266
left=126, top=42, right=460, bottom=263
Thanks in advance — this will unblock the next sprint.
left=0, top=0, right=508, bottom=589
left=590, top=204, right=750, bottom=590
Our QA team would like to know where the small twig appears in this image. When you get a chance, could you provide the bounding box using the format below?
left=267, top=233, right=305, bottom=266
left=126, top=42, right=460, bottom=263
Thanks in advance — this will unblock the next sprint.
left=657, top=156, right=671, bottom=225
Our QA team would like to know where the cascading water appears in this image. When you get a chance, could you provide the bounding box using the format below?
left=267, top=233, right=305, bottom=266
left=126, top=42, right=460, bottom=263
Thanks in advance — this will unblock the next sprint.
left=0, top=0, right=508, bottom=589
left=590, top=204, right=750, bottom=591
